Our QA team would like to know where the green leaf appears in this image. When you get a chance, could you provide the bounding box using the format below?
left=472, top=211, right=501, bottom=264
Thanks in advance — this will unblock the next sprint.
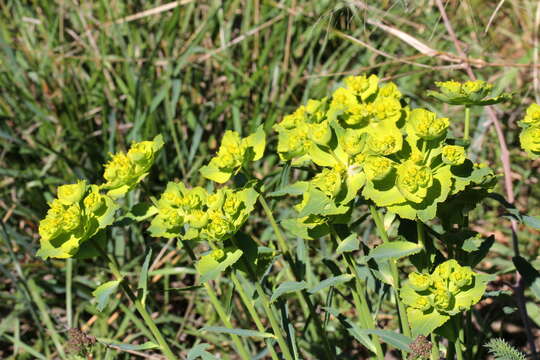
left=367, top=241, right=422, bottom=261
left=324, top=307, right=376, bottom=353
left=297, top=188, right=345, bottom=218
left=199, top=164, right=231, bottom=184
left=245, top=125, right=266, bottom=161
left=93, top=280, right=121, bottom=312
left=138, top=249, right=152, bottom=305
left=196, top=250, right=243, bottom=283
left=309, top=274, right=354, bottom=294
left=462, top=237, right=482, bottom=252
left=267, top=181, right=309, bottom=197
left=98, top=339, right=158, bottom=351
left=363, top=329, right=413, bottom=352
left=126, top=202, right=158, bottom=221
left=201, top=326, right=275, bottom=339
left=336, top=234, right=360, bottom=255
left=526, top=302, right=540, bottom=328
left=467, top=235, right=495, bottom=267
left=513, top=256, right=540, bottom=301
left=452, top=274, right=492, bottom=315
left=407, top=307, right=449, bottom=337
left=270, top=281, right=308, bottom=302
left=522, top=215, right=540, bottom=230
left=187, top=344, right=219, bottom=360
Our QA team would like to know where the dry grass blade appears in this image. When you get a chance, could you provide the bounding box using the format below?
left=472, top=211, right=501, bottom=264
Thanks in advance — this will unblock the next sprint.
left=105, top=0, right=195, bottom=26
left=484, top=0, right=506, bottom=34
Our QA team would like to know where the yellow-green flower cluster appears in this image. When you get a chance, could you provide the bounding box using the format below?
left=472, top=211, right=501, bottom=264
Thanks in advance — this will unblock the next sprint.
left=427, top=80, right=510, bottom=106
left=519, top=103, right=540, bottom=158
left=401, top=260, right=489, bottom=336
left=37, top=181, right=118, bottom=259
left=200, top=126, right=266, bottom=183
left=409, top=109, right=449, bottom=140
left=274, top=74, right=496, bottom=225
left=441, top=145, right=466, bottom=165
left=102, top=135, right=164, bottom=198
left=149, top=183, right=258, bottom=243
left=403, top=260, right=482, bottom=314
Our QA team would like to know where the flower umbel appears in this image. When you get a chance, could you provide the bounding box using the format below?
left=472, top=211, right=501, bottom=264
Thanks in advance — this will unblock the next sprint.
left=101, top=135, right=164, bottom=198
left=427, top=80, right=511, bottom=106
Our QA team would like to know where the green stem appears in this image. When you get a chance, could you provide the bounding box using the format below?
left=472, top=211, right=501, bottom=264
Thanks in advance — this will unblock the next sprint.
left=66, top=258, right=73, bottom=329
left=254, top=281, right=295, bottom=360
left=230, top=273, right=281, bottom=360
left=229, top=234, right=295, bottom=360
left=369, top=205, right=411, bottom=338
left=259, top=194, right=336, bottom=359
left=92, top=240, right=177, bottom=360
left=204, top=283, right=252, bottom=360
left=464, top=106, right=470, bottom=141
left=259, top=195, right=290, bottom=254
left=431, top=333, right=440, bottom=360
left=346, top=256, right=385, bottom=360
left=179, top=240, right=251, bottom=359
left=331, top=228, right=384, bottom=360
left=465, top=311, right=473, bottom=360
left=455, top=316, right=464, bottom=360
left=417, top=220, right=425, bottom=250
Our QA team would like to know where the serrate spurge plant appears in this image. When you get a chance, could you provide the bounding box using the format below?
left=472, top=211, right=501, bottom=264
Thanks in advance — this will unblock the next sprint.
left=37, top=75, right=540, bottom=360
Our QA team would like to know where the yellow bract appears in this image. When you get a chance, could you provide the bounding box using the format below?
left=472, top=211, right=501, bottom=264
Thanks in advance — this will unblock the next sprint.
left=522, top=103, right=540, bottom=126
left=57, top=180, right=87, bottom=205
left=312, top=168, right=343, bottom=197
left=363, top=156, right=393, bottom=181
left=396, top=160, right=433, bottom=203
left=409, top=108, right=449, bottom=140
left=344, top=74, right=379, bottom=100
left=102, top=135, right=163, bottom=198
left=408, top=272, right=431, bottom=292
left=442, top=145, right=466, bottom=166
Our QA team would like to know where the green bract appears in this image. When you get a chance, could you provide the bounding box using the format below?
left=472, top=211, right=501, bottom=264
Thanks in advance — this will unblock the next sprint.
left=518, top=104, right=540, bottom=158
left=200, top=126, right=266, bottom=183
left=409, top=109, right=449, bottom=140
left=519, top=126, right=540, bottom=158
left=400, top=260, right=490, bottom=337
left=427, top=80, right=511, bottom=106
left=149, top=183, right=258, bottom=243
left=37, top=182, right=118, bottom=259
left=101, top=135, right=164, bottom=198
left=442, top=145, right=466, bottom=165
left=521, top=103, right=540, bottom=126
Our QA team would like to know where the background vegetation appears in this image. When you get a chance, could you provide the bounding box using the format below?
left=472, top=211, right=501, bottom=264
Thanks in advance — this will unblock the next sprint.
left=1, top=0, right=539, bottom=358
